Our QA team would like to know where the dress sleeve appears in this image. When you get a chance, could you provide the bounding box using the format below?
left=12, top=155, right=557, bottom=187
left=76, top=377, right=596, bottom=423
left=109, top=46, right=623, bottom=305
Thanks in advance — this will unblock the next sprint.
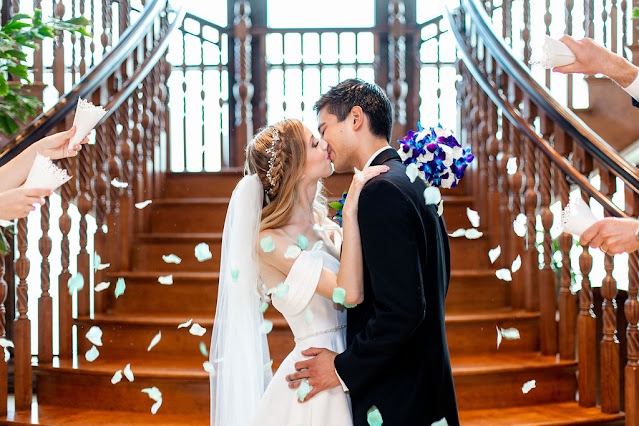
left=272, top=250, right=323, bottom=316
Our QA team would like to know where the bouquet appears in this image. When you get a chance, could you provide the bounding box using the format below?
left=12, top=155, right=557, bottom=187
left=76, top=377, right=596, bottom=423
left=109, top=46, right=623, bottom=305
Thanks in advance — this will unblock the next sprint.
left=330, top=124, right=473, bottom=224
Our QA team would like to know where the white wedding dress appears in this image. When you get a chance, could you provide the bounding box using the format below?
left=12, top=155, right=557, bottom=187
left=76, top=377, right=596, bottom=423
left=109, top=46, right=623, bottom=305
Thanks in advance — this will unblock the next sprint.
left=252, top=250, right=353, bottom=426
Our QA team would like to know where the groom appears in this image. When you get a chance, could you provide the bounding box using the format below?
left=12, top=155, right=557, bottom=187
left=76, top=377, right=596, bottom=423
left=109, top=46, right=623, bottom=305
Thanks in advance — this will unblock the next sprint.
left=286, top=79, right=459, bottom=425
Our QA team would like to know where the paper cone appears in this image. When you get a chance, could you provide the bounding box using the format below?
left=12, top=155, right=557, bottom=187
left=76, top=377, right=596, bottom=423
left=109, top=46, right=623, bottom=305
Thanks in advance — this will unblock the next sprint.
left=532, top=35, right=576, bottom=69
left=23, top=153, right=72, bottom=191
left=70, top=98, right=107, bottom=146
left=560, top=195, right=598, bottom=237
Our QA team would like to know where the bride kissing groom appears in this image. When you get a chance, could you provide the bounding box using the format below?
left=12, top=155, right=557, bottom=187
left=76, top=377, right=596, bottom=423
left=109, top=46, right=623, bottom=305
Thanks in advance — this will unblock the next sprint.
left=210, top=78, right=459, bottom=426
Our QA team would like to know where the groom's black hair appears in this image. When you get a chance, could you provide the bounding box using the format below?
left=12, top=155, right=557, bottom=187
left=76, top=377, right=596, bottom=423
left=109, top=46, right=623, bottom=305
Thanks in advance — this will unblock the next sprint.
left=313, top=78, right=393, bottom=142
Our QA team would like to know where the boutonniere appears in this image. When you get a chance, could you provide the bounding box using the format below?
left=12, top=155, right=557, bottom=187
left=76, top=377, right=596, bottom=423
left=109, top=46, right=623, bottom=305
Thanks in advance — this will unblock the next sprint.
left=329, top=191, right=348, bottom=227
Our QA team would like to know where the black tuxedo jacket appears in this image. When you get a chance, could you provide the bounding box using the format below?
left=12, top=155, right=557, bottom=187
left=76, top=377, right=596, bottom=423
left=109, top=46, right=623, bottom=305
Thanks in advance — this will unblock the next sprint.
left=633, top=97, right=638, bottom=108
left=334, top=149, right=459, bottom=426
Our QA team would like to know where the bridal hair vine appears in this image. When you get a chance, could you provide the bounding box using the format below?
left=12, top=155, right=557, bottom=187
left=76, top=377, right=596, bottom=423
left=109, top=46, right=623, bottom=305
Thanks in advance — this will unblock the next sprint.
left=265, top=128, right=280, bottom=195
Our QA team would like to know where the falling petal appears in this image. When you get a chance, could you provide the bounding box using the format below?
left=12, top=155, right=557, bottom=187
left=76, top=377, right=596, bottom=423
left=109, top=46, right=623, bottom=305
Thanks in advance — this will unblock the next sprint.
left=147, top=331, right=162, bottom=351
left=284, top=245, right=302, bottom=259
left=93, top=253, right=110, bottom=271
left=94, top=282, right=110, bottom=292
left=488, top=246, right=501, bottom=264
left=366, top=405, right=383, bottom=426
left=85, top=326, right=103, bottom=347
left=123, top=363, right=134, bottom=382
left=304, top=308, right=314, bottom=324
left=68, top=273, right=84, bottom=295
left=178, top=318, right=192, bottom=329
left=262, top=319, right=273, bottom=335
left=495, top=268, right=513, bottom=282
left=135, top=200, right=152, bottom=209
left=260, top=236, right=276, bottom=253
left=313, top=223, right=325, bottom=231
left=437, top=200, right=444, bottom=217
left=506, top=157, right=518, bottom=175
left=199, top=342, right=208, bottom=357
left=298, top=234, right=309, bottom=250
left=142, top=387, right=162, bottom=402
left=513, top=214, right=527, bottom=237
left=0, top=220, right=12, bottom=227
left=465, top=229, right=483, bottom=239
left=190, top=323, right=206, bottom=336
left=431, top=418, right=449, bottom=426
left=259, top=301, right=269, bottom=313
left=496, top=325, right=503, bottom=349
left=85, top=345, right=99, bottom=362
left=354, top=167, right=365, bottom=183
left=405, top=163, right=419, bottom=183
left=449, top=228, right=466, bottom=238
left=3, top=348, right=8, bottom=362
left=162, top=254, right=182, bottom=264
left=522, top=379, right=536, bottom=394
left=501, top=327, right=521, bottom=341
left=230, top=267, right=239, bottom=282
left=151, top=398, right=162, bottom=415
left=344, top=303, right=358, bottom=308
left=0, top=338, right=14, bottom=348
left=267, top=283, right=289, bottom=299
left=110, top=178, right=128, bottom=188
left=311, top=241, right=324, bottom=252
left=332, top=287, right=346, bottom=305
left=111, top=370, right=122, bottom=384
left=423, top=187, right=441, bottom=205
left=114, top=278, right=126, bottom=298
left=158, top=275, right=173, bottom=285
left=467, top=208, right=480, bottom=227
left=297, top=381, right=311, bottom=402
left=194, top=242, right=213, bottom=262
left=511, top=255, right=522, bottom=273
left=203, top=361, right=215, bottom=374
left=263, top=359, right=274, bottom=372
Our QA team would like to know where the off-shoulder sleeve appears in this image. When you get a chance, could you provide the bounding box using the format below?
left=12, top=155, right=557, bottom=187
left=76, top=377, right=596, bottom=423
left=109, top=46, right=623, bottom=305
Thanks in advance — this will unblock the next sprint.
left=272, top=250, right=323, bottom=316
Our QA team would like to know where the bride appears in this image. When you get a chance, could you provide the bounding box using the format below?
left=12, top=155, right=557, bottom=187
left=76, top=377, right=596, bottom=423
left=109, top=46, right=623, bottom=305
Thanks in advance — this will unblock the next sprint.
left=209, top=118, right=387, bottom=426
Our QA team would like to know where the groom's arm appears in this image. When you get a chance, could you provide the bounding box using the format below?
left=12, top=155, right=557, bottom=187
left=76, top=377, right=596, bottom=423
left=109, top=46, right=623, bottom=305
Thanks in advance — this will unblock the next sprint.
left=334, top=179, right=427, bottom=394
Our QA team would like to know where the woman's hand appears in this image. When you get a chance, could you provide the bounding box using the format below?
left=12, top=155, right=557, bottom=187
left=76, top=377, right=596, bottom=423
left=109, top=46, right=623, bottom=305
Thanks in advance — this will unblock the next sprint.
left=342, top=165, right=389, bottom=218
left=0, top=188, right=52, bottom=220
left=34, top=126, right=89, bottom=159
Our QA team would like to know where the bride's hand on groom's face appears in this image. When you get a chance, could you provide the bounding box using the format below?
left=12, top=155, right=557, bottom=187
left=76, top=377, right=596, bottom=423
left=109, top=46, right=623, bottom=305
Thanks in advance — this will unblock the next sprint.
left=285, top=347, right=340, bottom=402
left=343, top=165, right=389, bottom=218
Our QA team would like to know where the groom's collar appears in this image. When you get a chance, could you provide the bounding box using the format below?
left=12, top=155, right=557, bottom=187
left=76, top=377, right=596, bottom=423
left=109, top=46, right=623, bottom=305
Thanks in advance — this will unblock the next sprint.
left=368, top=146, right=400, bottom=168
left=363, top=145, right=393, bottom=169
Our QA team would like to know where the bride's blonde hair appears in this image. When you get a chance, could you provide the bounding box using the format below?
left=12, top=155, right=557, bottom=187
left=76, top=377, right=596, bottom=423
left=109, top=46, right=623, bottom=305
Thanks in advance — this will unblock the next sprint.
left=245, top=119, right=328, bottom=231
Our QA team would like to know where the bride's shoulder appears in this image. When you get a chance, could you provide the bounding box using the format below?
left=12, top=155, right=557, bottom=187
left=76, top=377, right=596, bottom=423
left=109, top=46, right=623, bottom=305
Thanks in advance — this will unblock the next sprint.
left=257, top=228, right=295, bottom=268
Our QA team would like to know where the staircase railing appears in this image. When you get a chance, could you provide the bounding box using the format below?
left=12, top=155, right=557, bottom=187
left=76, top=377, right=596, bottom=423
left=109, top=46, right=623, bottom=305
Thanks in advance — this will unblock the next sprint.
left=448, top=0, right=639, bottom=421
left=0, top=0, right=184, bottom=413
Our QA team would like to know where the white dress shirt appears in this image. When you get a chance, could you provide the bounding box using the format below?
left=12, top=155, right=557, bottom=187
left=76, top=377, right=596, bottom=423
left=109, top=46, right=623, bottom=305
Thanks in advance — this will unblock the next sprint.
left=623, top=69, right=639, bottom=101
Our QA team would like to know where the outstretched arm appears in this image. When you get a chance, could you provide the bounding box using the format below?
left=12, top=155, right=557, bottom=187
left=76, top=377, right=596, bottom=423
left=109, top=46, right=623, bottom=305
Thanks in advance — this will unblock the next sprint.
left=580, top=217, right=639, bottom=255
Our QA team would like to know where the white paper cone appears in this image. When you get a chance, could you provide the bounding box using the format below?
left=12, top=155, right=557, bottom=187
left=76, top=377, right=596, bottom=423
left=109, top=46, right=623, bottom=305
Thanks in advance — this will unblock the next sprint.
left=23, top=154, right=72, bottom=191
left=560, top=195, right=598, bottom=236
left=70, top=98, right=107, bottom=146
left=532, top=35, right=576, bottom=69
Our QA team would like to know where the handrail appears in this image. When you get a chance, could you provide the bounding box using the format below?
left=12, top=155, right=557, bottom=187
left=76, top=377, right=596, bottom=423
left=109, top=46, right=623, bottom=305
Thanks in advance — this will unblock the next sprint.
left=459, top=0, right=639, bottom=194
left=0, top=0, right=166, bottom=166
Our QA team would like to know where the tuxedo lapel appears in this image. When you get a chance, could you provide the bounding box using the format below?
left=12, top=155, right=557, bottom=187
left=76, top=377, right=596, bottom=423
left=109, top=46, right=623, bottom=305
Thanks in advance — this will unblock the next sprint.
left=369, top=147, right=401, bottom=167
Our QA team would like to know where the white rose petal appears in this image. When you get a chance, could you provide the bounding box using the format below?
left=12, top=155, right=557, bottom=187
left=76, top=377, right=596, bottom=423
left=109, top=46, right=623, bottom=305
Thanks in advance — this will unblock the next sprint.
left=495, top=268, right=513, bottom=282
left=158, top=275, right=173, bottom=285
left=506, top=157, right=518, bottom=175
left=85, top=345, right=99, bottom=362
left=189, top=323, right=206, bottom=337
left=284, top=245, right=302, bottom=259
left=194, top=242, right=212, bottom=262
left=522, top=379, right=536, bottom=394
left=501, top=327, right=521, bottom=341
left=162, top=254, right=182, bottom=264
left=0, top=338, right=14, bottom=348
left=449, top=228, right=466, bottom=238
left=354, top=167, right=365, bottom=183
left=513, top=214, right=527, bottom=237
left=496, top=325, right=503, bottom=349
left=3, top=348, right=9, bottom=362
left=0, top=220, right=12, bottom=228
left=178, top=319, right=193, bottom=329
left=437, top=200, right=444, bottom=217
left=203, top=361, right=216, bottom=374
left=151, top=398, right=162, bottom=415
left=405, top=163, right=419, bottom=183
left=464, top=229, right=483, bottom=239
left=141, top=386, right=162, bottom=402
left=94, top=282, right=110, bottom=292
left=488, top=246, right=501, bottom=264
left=111, top=370, right=123, bottom=384
left=147, top=331, right=161, bottom=351
left=467, top=208, right=480, bottom=227
left=123, top=363, right=134, bottom=382
left=110, top=178, right=128, bottom=188
left=431, top=418, right=449, bottom=426
left=135, top=200, right=152, bottom=209
left=85, top=326, right=103, bottom=347
left=511, top=255, right=522, bottom=273
left=423, top=187, right=441, bottom=205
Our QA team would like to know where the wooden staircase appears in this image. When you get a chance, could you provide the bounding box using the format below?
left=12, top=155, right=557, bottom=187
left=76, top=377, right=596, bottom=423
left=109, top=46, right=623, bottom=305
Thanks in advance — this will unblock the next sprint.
left=9, top=170, right=622, bottom=425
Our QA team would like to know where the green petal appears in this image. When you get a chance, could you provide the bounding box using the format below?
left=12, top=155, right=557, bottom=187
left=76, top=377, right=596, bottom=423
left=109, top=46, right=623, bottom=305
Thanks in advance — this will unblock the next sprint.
left=332, top=287, right=346, bottom=305
left=260, top=236, right=276, bottom=253
left=114, top=277, right=126, bottom=298
left=297, top=380, right=311, bottom=402
left=259, top=301, right=269, bottom=313
left=344, top=303, right=357, bottom=308
left=199, top=342, right=208, bottom=357
left=230, top=267, right=239, bottom=282
left=263, top=359, right=274, bottom=372
left=297, top=234, right=308, bottom=250
left=262, top=319, right=273, bottom=334
left=366, top=405, right=383, bottom=426
left=68, top=273, right=84, bottom=295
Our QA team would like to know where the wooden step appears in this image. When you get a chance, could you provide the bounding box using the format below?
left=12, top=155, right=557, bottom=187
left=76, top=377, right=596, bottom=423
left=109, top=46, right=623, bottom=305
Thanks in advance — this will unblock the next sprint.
left=445, top=309, right=539, bottom=354
left=75, top=314, right=294, bottom=364
left=459, top=401, right=624, bottom=425
left=150, top=198, right=229, bottom=233
left=446, top=269, right=510, bottom=312
left=452, top=352, right=577, bottom=410
left=448, top=233, right=492, bottom=269
left=132, top=233, right=222, bottom=272
left=5, top=404, right=210, bottom=425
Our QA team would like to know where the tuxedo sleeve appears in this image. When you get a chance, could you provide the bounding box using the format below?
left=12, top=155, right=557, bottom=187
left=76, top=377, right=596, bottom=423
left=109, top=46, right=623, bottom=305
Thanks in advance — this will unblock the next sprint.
left=633, top=97, right=638, bottom=108
left=334, top=179, right=426, bottom=394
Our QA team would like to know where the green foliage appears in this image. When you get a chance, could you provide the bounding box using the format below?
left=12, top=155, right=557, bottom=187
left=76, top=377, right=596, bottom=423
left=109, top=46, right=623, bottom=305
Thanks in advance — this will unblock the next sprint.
left=0, top=225, right=13, bottom=255
left=634, top=7, right=639, bottom=19
left=0, top=10, right=90, bottom=135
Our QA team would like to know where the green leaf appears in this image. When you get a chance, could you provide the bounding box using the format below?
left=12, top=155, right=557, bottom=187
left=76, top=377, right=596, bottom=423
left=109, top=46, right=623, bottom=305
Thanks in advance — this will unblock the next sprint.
left=0, top=74, right=8, bottom=97
left=0, top=113, right=19, bottom=135
left=634, top=7, right=639, bottom=19
left=5, top=49, right=26, bottom=61
left=64, top=16, right=91, bottom=26
left=329, top=201, right=344, bottom=210
left=37, top=26, right=55, bottom=38
left=7, top=65, right=28, bottom=79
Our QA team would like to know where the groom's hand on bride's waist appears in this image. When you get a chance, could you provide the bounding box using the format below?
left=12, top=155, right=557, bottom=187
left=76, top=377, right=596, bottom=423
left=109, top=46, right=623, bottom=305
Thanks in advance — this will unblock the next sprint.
left=286, top=347, right=340, bottom=402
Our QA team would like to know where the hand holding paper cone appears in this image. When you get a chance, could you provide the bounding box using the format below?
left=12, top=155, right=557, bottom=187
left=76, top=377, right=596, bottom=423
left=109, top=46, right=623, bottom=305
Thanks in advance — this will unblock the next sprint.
left=532, top=35, right=576, bottom=69
left=23, top=154, right=72, bottom=191
left=35, top=126, right=90, bottom=159
left=70, top=98, right=107, bottom=148
left=0, top=187, right=51, bottom=220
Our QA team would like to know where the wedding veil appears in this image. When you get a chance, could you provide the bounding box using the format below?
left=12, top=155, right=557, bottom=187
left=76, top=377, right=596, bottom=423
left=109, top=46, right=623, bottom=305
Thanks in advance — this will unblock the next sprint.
left=210, top=174, right=273, bottom=426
